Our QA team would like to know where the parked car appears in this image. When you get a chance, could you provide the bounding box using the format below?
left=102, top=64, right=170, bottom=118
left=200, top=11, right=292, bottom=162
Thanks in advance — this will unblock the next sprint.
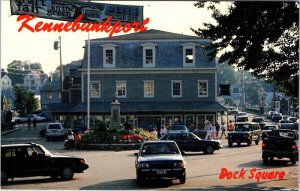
left=236, top=114, right=249, bottom=122
left=267, top=111, right=277, bottom=119
left=227, top=122, right=261, bottom=147
left=280, top=123, right=299, bottom=132
left=287, top=117, right=298, bottom=123
left=261, top=124, right=279, bottom=140
left=228, top=107, right=239, bottom=115
left=45, top=123, right=66, bottom=140
left=272, top=113, right=283, bottom=122
left=12, top=114, right=47, bottom=123
left=1, top=143, right=89, bottom=183
left=160, top=131, right=222, bottom=154
left=169, top=125, right=189, bottom=132
left=134, top=140, right=186, bottom=185
left=262, top=129, right=298, bottom=164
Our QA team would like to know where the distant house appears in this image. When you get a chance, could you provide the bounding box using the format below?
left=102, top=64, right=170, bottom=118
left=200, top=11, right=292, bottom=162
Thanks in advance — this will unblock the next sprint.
left=1, top=72, right=14, bottom=106
left=23, top=70, right=48, bottom=95
left=47, top=29, right=225, bottom=130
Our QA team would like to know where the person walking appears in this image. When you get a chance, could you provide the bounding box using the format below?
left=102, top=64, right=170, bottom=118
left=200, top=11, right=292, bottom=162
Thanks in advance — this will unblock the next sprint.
left=215, top=121, right=220, bottom=138
left=205, top=121, right=212, bottom=140
left=27, top=117, right=31, bottom=129
left=160, top=126, right=167, bottom=137
left=228, top=120, right=235, bottom=131
left=219, top=122, right=227, bottom=138
left=211, top=123, right=217, bottom=140
left=33, top=117, right=37, bottom=130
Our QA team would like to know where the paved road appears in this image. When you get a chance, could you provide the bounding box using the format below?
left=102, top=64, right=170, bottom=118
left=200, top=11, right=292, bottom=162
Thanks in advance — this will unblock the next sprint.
left=1, top=115, right=298, bottom=190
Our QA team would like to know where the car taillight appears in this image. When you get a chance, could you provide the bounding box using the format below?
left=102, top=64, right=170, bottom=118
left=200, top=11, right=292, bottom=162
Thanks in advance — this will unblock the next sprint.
left=292, top=145, right=297, bottom=149
left=262, top=143, right=266, bottom=147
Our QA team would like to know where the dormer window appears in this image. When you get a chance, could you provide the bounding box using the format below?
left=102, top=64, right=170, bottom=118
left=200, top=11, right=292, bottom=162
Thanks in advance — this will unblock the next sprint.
left=182, top=43, right=196, bottom=67
left=142, top=43, right=156, bottom=67
left=101, top=44, right=117, bottom=68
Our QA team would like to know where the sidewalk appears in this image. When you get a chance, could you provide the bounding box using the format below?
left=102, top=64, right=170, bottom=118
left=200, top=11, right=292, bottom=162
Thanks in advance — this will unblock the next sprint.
left=1, top=127, right=21, bottom=136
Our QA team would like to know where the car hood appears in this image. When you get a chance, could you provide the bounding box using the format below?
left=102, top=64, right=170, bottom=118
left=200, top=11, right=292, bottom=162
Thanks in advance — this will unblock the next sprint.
left=138, top=154, right=183, bottom=162
left=50, top=154, right=82, bottom=160
left=228, top=131, right=250, bottom=134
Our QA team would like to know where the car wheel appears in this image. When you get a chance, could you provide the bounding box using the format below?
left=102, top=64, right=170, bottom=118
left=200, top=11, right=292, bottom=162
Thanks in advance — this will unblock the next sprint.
left=204, top=145, right=215, bottom=154
left=263, top=156, right=269, bottom=164
left=179, top=173, right=186, bottom=184
left=255, top=139, right=259, bottom=145
left=136, top=172, right=144, bottom=186
left=228, top=142, right=233, bottom=147
left=290, top=156, right=296, bottom=165
left=61, top=166, right=74, bottom=180
left=1, top=170, right=8, bottom=183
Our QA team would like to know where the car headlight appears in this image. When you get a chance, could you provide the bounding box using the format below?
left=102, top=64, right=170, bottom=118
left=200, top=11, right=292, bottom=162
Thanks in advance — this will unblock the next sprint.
left=80, top=159, right=86, bottom=164
left=137, top=163, right=149, bottom=168
left=174, top=161, right=186, bottom=168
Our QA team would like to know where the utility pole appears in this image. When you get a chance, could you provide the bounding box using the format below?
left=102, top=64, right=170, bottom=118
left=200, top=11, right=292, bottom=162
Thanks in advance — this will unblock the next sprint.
left=54, top=36, right=63, bottom=103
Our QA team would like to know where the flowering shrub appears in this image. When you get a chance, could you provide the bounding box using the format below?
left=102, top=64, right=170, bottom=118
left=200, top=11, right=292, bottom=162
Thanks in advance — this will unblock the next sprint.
left=118, top=134, right=144, bottom=143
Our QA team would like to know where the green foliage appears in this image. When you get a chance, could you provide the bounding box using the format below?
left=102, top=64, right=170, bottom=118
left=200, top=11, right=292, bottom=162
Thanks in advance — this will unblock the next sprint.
left=13, top=86, right=39, bottom=116
left=193, top=2, right=299, bottom=98
left=217, top=62, right=239, bottom=85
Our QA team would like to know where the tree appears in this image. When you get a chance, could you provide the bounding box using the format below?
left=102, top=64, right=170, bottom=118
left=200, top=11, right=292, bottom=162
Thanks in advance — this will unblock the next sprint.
left=192, top=2, right=299, bottom=98
left=13, top=86, right=39, bottom=116
left=50, top=59, right=82, bottom=82
left=217, top=62, right=239, bottom=85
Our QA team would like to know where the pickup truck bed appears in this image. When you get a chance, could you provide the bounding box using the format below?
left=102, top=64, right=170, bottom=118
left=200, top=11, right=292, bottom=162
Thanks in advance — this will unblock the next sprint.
left=262, top=129, right=298, bottom=164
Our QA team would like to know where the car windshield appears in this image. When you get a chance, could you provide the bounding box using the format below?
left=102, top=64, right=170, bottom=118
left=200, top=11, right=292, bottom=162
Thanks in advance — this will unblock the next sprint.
left=235, top=124, right=251, bottom=131
left=273, top=114, right=281, bottom=117
left=171, top=125, right=187, bottom=131
left=38, top=145, right=52, bottom=156
left=252, top=118, right=263, bottom=122
left=141, top=143, right=180, bottom=155
left=48, top=124, right=61, bottom=129
left=262, top=126, right=276, bottom=130
left=281, top=124, right=298, bottom=130
left=238, top=113, right=246, bottom=116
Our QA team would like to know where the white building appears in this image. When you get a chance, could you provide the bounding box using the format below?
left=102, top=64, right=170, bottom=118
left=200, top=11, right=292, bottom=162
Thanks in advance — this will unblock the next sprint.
left=23, top=70, right=48, bottom=95
left=1, top=72, right=12, bottom=91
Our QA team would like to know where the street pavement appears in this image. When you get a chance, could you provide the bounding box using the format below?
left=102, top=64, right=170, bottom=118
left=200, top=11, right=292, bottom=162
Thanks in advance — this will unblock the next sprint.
left=1, top=114, right=299, bottom=190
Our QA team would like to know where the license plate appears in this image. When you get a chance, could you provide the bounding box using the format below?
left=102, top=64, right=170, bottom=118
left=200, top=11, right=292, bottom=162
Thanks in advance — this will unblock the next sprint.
left=157, top=170, right=167, bottom=174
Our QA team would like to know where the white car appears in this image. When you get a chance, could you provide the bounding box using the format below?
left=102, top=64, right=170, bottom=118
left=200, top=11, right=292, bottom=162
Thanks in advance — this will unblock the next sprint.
left=12, top=114, right=46, bottom=123
left=45, top=123, right=65, bottom=140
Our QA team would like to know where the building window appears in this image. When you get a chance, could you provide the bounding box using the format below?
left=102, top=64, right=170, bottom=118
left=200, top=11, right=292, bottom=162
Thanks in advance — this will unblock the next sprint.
left=47, top=91, right=52, bottom=100
left=31, top=79, right=35, bottom=85
left=91, top=81, right=101, bottom=98
left=144, top=80, right=154, bottom=98
left=198, top=80, right=208, bottom=97
left=102, top=44, right=117, bottom=68
left=116, top=81, right=126, bottom=98
left=142, top=43, right=156, bottom=67
left=233, top=87, right=239, bottom=93
left=182, top=43, right=196, bottom=67
left=171, top=80, right=182, bottom=97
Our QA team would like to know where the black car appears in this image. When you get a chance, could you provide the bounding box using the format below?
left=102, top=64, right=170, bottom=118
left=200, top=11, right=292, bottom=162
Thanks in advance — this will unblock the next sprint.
left=169, top=125, right=189, bottom=132
left=272, top=113, right=283, bottom=122
left=262, top=129, right=298, bottom=164
left=134, top=140, right=186, bottom=185
left=252, top=117, right=266, bottom=128
left=227, top=122, right=261, bottom=147
left=160, top=132, right=222, bottom=154
left=261, top=124, right=278, bottom=140
left=1, top=143, right=89, bottom=183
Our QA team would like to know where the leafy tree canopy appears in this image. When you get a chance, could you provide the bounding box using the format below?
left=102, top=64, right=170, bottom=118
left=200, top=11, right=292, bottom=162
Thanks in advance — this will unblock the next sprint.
left=192, top=1, right=299, bottom=98
left=13, top=86, right=39, bottom=116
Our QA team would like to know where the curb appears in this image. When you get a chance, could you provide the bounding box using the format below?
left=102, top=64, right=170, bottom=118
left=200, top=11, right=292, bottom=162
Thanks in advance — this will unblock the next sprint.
left=78, top=143, right=142, bottom=151
left=1, top=128, right=21, bottom=136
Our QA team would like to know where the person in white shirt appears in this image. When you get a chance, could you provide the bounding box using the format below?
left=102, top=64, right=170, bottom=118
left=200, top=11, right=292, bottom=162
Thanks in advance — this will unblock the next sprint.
left=160, top=126, right=167, bottom=137
left=205, top=122, right=212, bottom=140
left=210, top=123, right=217, bottom=140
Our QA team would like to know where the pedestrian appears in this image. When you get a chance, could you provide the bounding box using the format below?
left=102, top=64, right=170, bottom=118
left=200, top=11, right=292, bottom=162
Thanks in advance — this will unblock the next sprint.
left=27, top=117, right=31, bottom=129
left=67, top=130, right=75, bottom=149
left=211, top=123, right=216, bottom=140
left=215, top=121, right=220, bottom=138
left=151, top=128, right=158, bottom=138
left=228, top=120, right=235, bottom=131
left=205, top=121, right=212, bottom=140
left=219, top=122, right=227, bottom=138
left=33, top=117, right=37, bottom=130
left=160, top=126, right=167, bottom=137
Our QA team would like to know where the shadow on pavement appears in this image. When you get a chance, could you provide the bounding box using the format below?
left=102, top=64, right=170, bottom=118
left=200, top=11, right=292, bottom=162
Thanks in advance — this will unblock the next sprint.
left=238, top=159, right=298, bottom=169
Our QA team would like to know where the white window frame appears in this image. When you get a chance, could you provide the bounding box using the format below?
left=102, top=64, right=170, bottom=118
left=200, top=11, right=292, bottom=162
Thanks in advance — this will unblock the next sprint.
left=90, top=81, right=101, bottom=98
left=171, top=80, right=182, bottom=98
left=116, top=81, right=127, bottom=98
left=198, top=80, right=208, bottom=97
left=182, top=43, right=196, bottom=67
left=102, top=44, right=117, bottom=68
left=144, top=80, right=154, bottom=98
left=142, top=43, right=156, bottom=67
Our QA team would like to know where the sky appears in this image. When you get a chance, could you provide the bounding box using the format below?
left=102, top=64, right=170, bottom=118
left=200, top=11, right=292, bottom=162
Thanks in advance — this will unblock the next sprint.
left=1, top=1, right=228, bottom=75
